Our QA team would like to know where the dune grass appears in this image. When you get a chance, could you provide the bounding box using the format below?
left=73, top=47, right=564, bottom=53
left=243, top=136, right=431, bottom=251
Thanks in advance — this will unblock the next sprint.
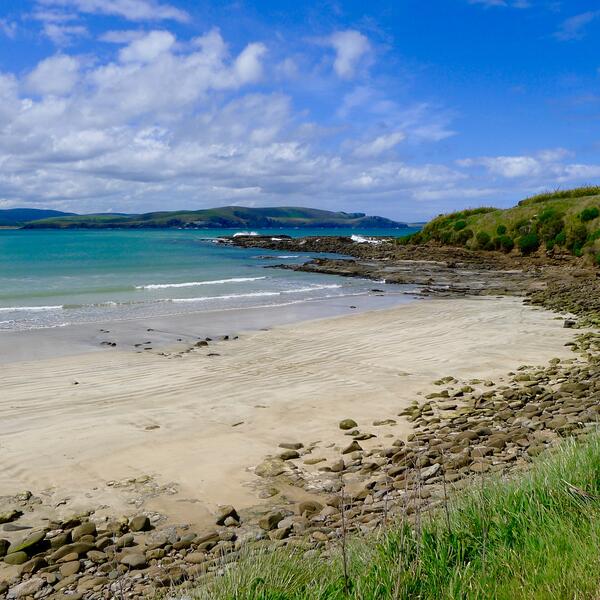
left=191, top=432, right=600, bottom=599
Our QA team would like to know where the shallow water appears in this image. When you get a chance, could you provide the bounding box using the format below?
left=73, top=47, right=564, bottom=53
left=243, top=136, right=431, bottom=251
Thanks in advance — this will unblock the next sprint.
left=0, top=228, right=417, bottom=330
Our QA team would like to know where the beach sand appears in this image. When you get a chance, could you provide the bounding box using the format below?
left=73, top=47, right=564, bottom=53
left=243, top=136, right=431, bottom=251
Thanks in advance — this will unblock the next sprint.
left=0, top=296, right=576, bottom=530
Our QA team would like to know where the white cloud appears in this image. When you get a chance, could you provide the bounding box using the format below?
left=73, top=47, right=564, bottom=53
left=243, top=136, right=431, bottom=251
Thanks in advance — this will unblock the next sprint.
left=353, top=131, right=406, bottom=158
left=42, top=22, right=88, bottom=45
left=554, top=11, right=600, bottom=41
left=119, top=30, right=175, bottom=62
left=37, top=0, right=189, bottom=23
left=326, top=30, right=371, bottom=79
left=26, top=54, right=80, bottom=95
left=233, top=43, right=267, bottom=84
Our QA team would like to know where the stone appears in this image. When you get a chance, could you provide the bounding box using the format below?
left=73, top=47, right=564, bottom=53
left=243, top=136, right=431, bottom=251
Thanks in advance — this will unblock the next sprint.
left=49, top=542, right=95, bottom=562
left=71, top=522, right=96, bottom=542
left=7, top=529, right=46, bottom=556
left=268, top=526, right=291, bottom=541
left=373, top=419, right=397, bottom=426
left=115, top=533, right=135, bottom=548
left=129, top=515, right=151, bottom=532
left=279, top=449, right=300, bottom=460
left=255, top=458, right=287, bottom=477
left=120, top=552, right=147, bottom=569
left=420, top=463, right=441, bottom=480
left=259, top=511, right=285, bottom=531
left=0, top=510, right=22, bottom=525
left=184, top=552, right=207, bottom=564
left=312, top=531, right=329, bottom=542
left=3, top=551, right=28, bottom=565
left=279, top=442, right=303, bottom=450
left=0, top=538, right=9, bottom=557
left=59, top=560, right=81, bottom=577
left=339, top=419, right=358, bottom=430
left=87, top=550, right=107, bottom=563
left=7, top=577, right=45, bottom=598
left=298, top=500, right=323, bottom=516
left=342, top=441, right=362, bottom=454
left=215, top=505, right=240, bottom=526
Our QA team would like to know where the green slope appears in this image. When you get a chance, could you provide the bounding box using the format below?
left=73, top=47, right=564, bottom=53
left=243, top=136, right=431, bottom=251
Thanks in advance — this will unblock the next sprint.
left=23, top=206, right=406, bottom=230
left=402, top=186, right=600, bottom=264
left=0, top=208, right=74, bottom=227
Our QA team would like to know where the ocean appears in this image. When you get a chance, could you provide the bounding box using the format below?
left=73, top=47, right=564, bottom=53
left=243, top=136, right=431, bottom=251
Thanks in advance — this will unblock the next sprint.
left=0, top=227, right=418, bottom=331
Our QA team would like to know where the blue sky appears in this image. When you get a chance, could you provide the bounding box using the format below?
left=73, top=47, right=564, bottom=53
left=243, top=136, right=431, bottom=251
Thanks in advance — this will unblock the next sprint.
left=0, top=0, right=598, bottom=220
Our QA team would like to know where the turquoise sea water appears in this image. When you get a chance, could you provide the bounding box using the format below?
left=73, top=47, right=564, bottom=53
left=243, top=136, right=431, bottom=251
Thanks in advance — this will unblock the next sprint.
left=0, top=228, right=418, bottom=331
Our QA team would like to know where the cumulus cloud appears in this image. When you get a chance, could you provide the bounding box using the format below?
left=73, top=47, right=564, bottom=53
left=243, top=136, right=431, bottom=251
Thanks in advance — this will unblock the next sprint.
left=353, top=131, right=406, bottom=158
left=26, top=54, right=80, bottom=95
left=326, top=30, right=371, bottom=79
left=37, top=0, right=189, bottom=23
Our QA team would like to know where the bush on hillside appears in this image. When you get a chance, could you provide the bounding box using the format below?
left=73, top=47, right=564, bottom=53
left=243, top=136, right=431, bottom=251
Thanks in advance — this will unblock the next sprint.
left=496, top=224, right=507, bottom=235
left=475, top=231, right=492, bottom=250
left=456, top=228, right=474, bottom=244
left=580, top=206, right=600, bottom=222
left=518, top=232, right=540, bottom=255
left=498, top=235, right=514, bottom=252
left=454, top=220, right=467, bottom=231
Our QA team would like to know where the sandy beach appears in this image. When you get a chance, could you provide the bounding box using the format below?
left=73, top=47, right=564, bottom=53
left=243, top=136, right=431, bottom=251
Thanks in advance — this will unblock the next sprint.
left=1, top=296, right=577, bottom=532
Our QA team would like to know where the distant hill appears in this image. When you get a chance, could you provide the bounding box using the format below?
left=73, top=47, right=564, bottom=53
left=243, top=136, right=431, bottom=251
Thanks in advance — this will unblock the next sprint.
left=401, top=186, right=600, bottom=264
left=23, top=206, right=408, bottom=230
left=0, top=208, right=75, bottom=226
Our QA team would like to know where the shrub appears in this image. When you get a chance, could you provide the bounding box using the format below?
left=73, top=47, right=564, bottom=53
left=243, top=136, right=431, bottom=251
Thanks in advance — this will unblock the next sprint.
left=496, top=224, right=507, bottom=235
left=475, top=231, right=491, bottom=249
left=579, top=206, right=600, bottom=222
left=454, top=220, right=467, bottom=231
left=554, top=230, right=567, bottom=246
left=456, top=228, right=474, bottom=244
left=568, top=224, right=589, bottom=252
left=518, top=232, right=539, bottom=255
left=498, top=235, right=514, bottom=252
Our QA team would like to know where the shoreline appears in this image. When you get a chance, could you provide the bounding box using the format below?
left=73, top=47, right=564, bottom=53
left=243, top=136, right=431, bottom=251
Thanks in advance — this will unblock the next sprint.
left=0, top=291, right=413, bottom=364
left=1, top=297, right=577, bottom=520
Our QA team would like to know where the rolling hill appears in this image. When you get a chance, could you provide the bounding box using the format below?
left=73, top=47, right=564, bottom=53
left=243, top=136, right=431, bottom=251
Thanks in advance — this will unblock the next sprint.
left=0, top=208, right=75, bottom=227
left=22, top=206, right=407, bottom=229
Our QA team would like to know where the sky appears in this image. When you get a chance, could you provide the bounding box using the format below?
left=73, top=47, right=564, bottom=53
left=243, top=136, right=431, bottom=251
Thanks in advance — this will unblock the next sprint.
left=0, top=1, right=599, bottom=220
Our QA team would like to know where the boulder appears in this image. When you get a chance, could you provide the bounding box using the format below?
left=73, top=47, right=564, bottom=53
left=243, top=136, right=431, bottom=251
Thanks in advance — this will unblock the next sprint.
left=129, top=515, right=151, bottom=532
left=215, top=505, right=240, bottom=526
left=339, top=419, right=358, bottom=430
left=255, top=458, right=286, bottom=477
left=342, top=441, right=362, bottom=454
left=7, top=529, right=46, bottom=556
left=3, top=551, right=28, bottom=565
left=7, top=577, right=45, bottom=599
left=0, top=510, right=22, bottom=525
left=71, top=521, right=96, bottom=541
left=258, top=511, right=285, bottom=531
left=120, top=552, right=147, bottom=569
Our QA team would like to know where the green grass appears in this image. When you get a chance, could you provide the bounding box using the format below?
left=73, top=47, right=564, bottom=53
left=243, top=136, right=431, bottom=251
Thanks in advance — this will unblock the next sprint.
left=192, top=433, right=600, bottom=599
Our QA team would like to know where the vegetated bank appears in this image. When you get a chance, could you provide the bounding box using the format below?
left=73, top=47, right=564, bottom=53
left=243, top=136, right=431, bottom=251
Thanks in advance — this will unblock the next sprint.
left=401, top=186, right=600, bottom=266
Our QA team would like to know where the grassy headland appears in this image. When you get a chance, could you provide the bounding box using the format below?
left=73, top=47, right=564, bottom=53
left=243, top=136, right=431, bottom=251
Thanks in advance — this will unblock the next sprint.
left=402, top=186, right=600, bottom=265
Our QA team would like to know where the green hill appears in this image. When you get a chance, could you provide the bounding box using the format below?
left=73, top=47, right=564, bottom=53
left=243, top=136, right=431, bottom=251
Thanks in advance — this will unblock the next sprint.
left=0, top=208, right=74, bottom=227
left=23, top=206, right=407, bottom=230
left=402, top=186, right=600, bottom=265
